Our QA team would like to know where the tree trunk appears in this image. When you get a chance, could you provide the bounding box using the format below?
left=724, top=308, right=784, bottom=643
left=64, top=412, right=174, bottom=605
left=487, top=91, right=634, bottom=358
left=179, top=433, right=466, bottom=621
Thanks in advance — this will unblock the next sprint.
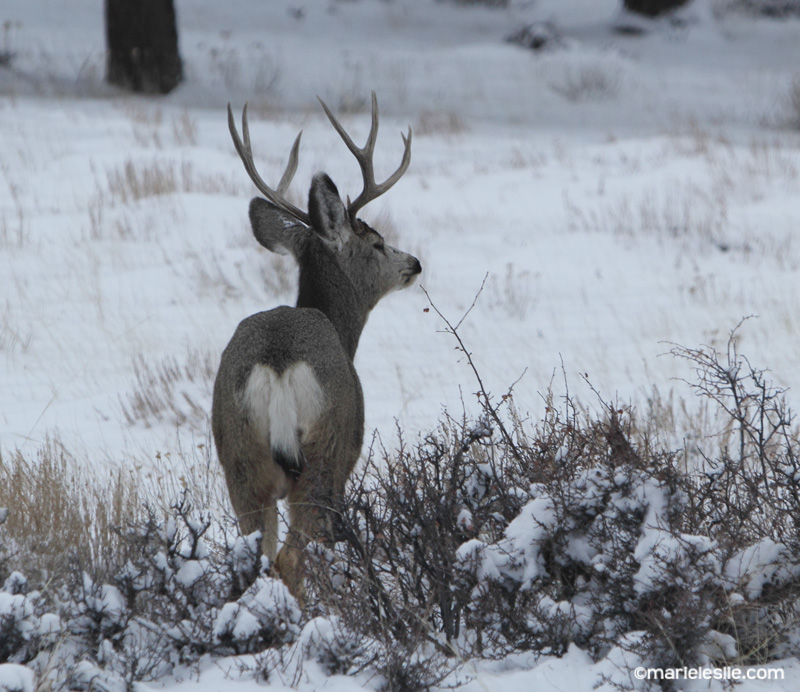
left=105, top=0, right=183, bottom=94
left=623, top=0, right=690, bottom=16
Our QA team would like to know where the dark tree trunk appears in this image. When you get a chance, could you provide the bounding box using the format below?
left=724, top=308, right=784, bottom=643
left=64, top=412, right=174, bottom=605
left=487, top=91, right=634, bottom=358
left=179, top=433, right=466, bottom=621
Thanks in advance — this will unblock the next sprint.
left=623, top=0, right=690, bottom=16
left=105, top=0, right=183, bottom=95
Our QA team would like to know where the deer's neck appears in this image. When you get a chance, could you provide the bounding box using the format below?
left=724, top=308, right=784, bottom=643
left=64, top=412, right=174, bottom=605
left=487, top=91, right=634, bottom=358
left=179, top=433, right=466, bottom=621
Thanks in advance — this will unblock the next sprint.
left=295, top=241, right=366, bottom=361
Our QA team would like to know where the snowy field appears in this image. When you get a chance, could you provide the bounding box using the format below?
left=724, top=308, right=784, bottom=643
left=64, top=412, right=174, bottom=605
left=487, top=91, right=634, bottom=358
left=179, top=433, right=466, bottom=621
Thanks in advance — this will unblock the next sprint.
left=2, top=0, right=800, bottom=689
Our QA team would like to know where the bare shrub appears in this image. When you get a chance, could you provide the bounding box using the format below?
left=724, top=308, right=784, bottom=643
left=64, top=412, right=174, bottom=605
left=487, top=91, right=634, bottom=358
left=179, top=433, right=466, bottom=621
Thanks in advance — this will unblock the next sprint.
left=304, top=419, right=496, bottom=685
left=302, top=298, right=800, bottom=685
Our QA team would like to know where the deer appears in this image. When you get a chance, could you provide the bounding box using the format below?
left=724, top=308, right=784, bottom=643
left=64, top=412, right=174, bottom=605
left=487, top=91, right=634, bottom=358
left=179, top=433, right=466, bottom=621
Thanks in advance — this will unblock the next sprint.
left=212, top=93, right=421, bottom=599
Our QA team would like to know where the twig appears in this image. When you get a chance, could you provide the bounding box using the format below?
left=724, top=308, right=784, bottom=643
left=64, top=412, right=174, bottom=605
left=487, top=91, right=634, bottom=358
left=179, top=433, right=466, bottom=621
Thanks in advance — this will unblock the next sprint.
left=420, top=279, right=523, bottom=461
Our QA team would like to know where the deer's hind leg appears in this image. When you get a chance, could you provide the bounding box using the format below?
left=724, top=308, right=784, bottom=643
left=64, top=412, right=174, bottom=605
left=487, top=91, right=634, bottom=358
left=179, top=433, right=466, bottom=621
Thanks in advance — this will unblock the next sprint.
left=223, top=452, right=287, bottom=565
left=274, top=437, right=359, bottom=599
left=274, top=468, right=321, bottom=601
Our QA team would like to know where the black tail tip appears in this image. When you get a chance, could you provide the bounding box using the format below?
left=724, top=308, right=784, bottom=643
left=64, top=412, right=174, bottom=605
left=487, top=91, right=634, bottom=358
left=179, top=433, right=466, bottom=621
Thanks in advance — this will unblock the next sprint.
left=273, top=448, right=304, bottom=481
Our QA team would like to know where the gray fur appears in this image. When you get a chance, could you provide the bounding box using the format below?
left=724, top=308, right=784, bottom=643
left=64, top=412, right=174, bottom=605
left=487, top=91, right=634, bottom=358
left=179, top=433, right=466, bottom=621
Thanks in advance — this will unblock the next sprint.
left=212, top=172, right=420, bottom=599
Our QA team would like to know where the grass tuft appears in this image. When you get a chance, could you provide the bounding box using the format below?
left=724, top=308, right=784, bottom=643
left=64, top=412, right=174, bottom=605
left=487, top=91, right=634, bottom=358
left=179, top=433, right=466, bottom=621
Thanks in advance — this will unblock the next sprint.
left=0, top=437, right=141, bottom=583
left=119, top=349, right=216, bottom=432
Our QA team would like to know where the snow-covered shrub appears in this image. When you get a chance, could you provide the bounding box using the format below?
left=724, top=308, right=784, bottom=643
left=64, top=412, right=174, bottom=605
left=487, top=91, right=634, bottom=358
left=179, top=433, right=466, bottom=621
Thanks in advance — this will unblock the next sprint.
left=0, top=663, right=35, bottom=692
left=455, top=409, right=732, bottom=669
left=304, top=417, right=503, bottom=688
left=668, top=332, right=800, bottom=662
left=59, top=493, right=290, bottom=680
left=0, top=571, right=61, bottom=665
left=297, top=616, right=366, bottom=676
left=0, top=487, right=298, bottom=687
left=213, top=576, right=301, bottom=653
left=305, top=318, right=800, bottom=683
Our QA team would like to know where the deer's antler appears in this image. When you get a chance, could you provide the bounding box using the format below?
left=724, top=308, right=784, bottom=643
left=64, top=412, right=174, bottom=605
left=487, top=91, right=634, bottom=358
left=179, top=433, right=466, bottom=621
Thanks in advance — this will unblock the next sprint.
left=317, top=92, right=412, bottom=221
left=227, top=103, right=310, bottom=226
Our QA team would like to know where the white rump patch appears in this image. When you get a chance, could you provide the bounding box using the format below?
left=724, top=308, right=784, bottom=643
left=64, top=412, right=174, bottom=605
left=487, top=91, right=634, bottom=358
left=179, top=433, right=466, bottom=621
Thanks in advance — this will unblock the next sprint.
left=242, top=362, right=325, bottom=457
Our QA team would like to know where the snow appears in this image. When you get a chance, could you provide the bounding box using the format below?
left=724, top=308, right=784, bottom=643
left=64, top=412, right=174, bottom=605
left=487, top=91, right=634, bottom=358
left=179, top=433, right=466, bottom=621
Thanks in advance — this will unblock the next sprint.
left=3, top=0, right=800, bottom=689
left=493, top=495, right=557, bottom=586
left=724, top=538, right=800, bottom=599
left=85, top=580, right=127, bottom=632
left=0, top=665, right=34, bottom=692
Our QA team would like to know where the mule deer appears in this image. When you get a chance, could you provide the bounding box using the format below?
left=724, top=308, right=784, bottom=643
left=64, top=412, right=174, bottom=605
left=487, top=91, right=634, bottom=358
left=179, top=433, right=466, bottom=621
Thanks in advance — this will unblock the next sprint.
left=212, top=93, right=421, bottom=598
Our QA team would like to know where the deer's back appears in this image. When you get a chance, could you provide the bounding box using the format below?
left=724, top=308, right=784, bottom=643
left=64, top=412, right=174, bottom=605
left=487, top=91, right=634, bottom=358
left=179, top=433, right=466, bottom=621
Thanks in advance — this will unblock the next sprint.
left=212, top=306, right=365, bottom=482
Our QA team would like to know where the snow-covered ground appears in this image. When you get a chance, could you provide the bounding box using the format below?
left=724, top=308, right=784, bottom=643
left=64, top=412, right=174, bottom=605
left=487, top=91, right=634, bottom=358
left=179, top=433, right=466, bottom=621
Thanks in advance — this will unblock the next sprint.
left=2, top=0, right=800, bottom=689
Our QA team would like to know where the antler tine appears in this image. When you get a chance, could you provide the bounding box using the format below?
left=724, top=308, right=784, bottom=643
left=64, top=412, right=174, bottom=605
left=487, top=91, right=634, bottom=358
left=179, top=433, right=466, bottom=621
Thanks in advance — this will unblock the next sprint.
left=227, top=103, right=310, bottom=225
left=317, top=91, right=412, bottom=219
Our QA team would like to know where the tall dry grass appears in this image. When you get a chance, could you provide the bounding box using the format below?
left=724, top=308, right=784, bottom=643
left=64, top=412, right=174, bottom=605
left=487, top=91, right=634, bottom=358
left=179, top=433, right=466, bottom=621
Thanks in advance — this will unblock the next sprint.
left=0, top=437, right=141, bottom=583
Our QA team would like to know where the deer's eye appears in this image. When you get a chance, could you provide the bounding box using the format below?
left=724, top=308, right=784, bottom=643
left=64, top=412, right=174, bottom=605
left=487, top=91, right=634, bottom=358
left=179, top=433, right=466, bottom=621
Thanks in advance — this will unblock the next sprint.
left=374, top=241, right=386, bottom=255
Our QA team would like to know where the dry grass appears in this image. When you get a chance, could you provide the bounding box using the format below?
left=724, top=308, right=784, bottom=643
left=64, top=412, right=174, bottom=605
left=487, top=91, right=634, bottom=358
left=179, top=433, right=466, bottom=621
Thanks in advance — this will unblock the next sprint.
left=256, top=253, right=296, bottom=299
left=0, top=437, right=141, bottom=582
left=104, top=159, right=240, bottom=206
left=563, top=132, right=800, bottom=262
left=632, top=384, right=722, bottom=471
left=124, top=102, right=165, bottom=148
left=564, top=183, right=727, bottom=249
left=120, top=351, right=217, bottom=432
left=487, top=262, right=538, bottom=319
left=547, top=60, right=622, bottom=103
left=0, top=303, right=32, bottom=353
left=709, top=137, right=799, bottom=203
left=0, top=162, right=28, bottom=249
left=203, top=42, right=281, bottom=100
left=86, top=158, right=241, bottom=240
left=119, top=102, right=199, bottom=148
left=105, top=159, right=179, bottom=203
left=172, top=109, right=198, bottom=146
left=119, top=349, right=216, bottom=432
left=414, top=110, right=467, bottom=137
left=789, top=74, right=800, bottom=128
left=0, top=432, right=235, bottom=592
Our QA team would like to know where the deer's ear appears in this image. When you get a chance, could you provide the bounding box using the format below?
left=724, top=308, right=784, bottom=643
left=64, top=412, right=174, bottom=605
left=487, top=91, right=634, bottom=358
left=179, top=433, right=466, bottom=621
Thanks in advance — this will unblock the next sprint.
left=249, top=197, right=306, bottom=255
left=308, top=173, right=351, bottom=251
